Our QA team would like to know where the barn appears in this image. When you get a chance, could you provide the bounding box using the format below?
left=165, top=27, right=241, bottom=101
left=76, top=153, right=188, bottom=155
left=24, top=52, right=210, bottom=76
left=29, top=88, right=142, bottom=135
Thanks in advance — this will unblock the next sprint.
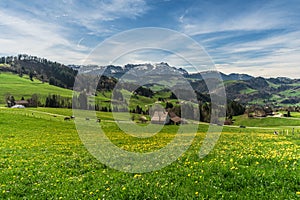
left=151, top=110, right=183, bottom=125
left=151, top=111, right=170, bottom=124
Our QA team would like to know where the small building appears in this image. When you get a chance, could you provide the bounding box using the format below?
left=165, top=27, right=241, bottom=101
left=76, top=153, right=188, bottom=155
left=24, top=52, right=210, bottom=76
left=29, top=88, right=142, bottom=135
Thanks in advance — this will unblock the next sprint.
left=151, top=111, right=183, bottom=125
left=168, top=112, right=182, bottom=125
left=253, top=106, right=273, bottom=117
left=15, top=100, right=29, bottom=107
left=254, top=107, right=266, bottom=117
left=151, top=111, right=170, bottom=124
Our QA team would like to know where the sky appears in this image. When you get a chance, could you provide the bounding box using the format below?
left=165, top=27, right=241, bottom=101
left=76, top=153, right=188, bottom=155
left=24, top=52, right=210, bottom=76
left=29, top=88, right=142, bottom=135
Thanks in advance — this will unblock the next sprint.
left=1, top=0, right=300, bottom=78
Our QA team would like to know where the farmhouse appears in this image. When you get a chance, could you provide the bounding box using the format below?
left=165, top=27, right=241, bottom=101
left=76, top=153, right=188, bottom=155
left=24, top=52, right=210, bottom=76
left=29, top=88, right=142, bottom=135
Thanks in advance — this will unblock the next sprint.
left=151, top=110, right=183, bottom=125
left=151, top=110, right=169, bottom=124
left=15, top=100, right=29, bottom=107
left=168, top=111, right=182, bottom=125
left=247, top=106, right=274, bottom=118
left=7, top=100, right=29, bottom=108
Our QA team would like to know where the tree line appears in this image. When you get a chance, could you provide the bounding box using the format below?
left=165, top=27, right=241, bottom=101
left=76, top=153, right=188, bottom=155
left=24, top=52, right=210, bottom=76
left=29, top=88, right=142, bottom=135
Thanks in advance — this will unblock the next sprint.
left=0, top=54, right=77, bottom=89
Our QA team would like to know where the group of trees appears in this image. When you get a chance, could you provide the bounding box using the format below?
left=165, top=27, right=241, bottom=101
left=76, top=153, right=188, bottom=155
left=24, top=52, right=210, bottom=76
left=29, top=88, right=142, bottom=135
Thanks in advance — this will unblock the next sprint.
left=1, top=54, right=77, bottom=89
left=45, top=94, right=72, bottom=108
left=5, top=94, right=40, bottom=108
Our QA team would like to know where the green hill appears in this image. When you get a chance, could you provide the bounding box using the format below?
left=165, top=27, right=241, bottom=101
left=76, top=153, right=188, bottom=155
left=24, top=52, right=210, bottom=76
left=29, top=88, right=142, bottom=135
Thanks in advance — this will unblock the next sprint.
left=0, top=72, right=72, bottom=105
left=233, top=114, right=300, bottom=127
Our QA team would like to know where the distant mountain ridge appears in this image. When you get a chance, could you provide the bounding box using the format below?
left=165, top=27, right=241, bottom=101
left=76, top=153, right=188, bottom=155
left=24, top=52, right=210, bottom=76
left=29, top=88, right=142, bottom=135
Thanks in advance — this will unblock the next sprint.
left=73, top=62, right=255, bottom=81
left=72, top=62, right=300, bottom=106
left=1, top=54, right=300, bottom=106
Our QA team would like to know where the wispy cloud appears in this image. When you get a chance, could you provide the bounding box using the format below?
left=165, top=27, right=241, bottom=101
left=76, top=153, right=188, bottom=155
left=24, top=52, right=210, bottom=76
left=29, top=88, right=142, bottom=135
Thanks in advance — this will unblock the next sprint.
left=180, top=1, right=299, bottom=35
left=177, top=1, right=300, bottom=78
left=0, top=7, right=88, bottom=63
left=0, top=0, right=149, bottom=64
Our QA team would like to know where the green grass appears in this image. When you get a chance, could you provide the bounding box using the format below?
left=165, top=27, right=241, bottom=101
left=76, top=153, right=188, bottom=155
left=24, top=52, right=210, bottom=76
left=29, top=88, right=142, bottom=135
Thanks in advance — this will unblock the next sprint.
left=290, top=112, right=300, bottom=118
left=0, top=108, right=299, bottom=199
left=240, top=88, right=257, bottom=95
left=0, top=72, right=72, bottom=104
left=233, top=114, right=300, bottom=127
left=279, top=88, right=300, bottom=97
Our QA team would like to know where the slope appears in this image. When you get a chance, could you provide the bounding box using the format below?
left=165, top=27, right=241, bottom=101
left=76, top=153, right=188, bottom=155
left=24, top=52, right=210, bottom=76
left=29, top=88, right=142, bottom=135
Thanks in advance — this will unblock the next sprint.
left=0, top=72, right=72, bottom=104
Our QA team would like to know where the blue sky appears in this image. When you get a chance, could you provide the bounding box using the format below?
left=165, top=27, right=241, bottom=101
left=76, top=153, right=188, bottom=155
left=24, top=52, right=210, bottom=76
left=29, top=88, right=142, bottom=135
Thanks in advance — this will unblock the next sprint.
left=1, top=0, right=300, bottom=78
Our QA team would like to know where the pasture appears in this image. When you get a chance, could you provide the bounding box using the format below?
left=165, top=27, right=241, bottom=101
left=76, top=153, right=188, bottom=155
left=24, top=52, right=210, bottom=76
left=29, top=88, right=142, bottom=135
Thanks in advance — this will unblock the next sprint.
left=0, top=73, right=72, bottom=104
left=0, top=107, right=299, bottom=199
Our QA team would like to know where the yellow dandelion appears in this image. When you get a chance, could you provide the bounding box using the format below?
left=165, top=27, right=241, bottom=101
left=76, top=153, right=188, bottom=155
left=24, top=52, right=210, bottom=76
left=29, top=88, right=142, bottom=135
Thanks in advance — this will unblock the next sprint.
left=134, top=174, right=142, bottom=178
left=296, top=191, right=300, bottom=195
left=195, top=191, right=199, bottom=195
left=122, top=187, right=126, bottom=191
left=106, top=188, right=110, bottom=191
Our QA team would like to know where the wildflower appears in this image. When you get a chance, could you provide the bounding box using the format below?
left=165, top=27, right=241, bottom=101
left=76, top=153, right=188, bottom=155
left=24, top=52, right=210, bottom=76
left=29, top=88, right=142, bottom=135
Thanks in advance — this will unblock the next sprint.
left=296, top=191, right=300, bottom=195
left=134, top=174, right=142, bottom=178
left=195, top=192, right=199, bottom=195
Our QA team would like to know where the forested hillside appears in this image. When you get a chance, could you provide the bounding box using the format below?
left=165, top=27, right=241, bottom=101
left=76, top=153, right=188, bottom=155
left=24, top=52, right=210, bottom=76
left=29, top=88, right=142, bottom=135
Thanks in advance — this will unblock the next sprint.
left=0, top=54, right=77, bottom=89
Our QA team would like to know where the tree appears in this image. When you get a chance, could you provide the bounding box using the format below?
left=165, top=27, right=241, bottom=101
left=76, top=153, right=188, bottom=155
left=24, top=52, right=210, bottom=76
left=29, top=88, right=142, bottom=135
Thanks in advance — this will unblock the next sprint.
left=227, top=101, right=245, bottom=117
left=5, top=95, right=15, bottom=107
left=49, top=77, right=56, bottom=85
left=29, top=71, right=34, bottom=81
left=200, top=102, right=211, bottom=123
left=29, top=94, right=39, bottom=107
left=78, top=92, right=88, bottom=110
left=165, top=102, right=174, bottom=109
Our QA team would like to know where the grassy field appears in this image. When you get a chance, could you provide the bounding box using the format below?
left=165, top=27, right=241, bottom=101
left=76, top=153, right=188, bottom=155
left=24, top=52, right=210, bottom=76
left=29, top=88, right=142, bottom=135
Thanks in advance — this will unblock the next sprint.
left=0, top=73, right=162, bottom=110
left=0, top=107, right=299, bottom=199
left=233, top=114, right=300, bottom=128
left=0, top=73, right=72, bottom=104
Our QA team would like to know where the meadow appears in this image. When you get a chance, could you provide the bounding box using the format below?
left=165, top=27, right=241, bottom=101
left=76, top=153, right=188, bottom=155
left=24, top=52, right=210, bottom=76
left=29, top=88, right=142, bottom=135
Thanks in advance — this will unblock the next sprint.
left=0, top=107, right=299, bottom=199
left=233, top=114, right=300, bottom=128
left=0, top=73, right=72, bottom=104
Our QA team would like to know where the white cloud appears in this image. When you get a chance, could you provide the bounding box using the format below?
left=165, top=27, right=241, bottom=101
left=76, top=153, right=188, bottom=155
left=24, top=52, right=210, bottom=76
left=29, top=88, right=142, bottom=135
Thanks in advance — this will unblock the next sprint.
left=177, top=1, right=300, bottom=78
left=0, top=8, right=89, bottom=63
left=180, top=1, right=298, bottom=36
left=209, top=30, right=300, bottom=78
left=0, top=0, right=149, bottom=64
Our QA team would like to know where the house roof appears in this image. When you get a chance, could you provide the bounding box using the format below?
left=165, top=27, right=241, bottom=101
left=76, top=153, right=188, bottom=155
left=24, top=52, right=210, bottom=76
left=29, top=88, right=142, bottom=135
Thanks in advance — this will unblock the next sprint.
left=151, top=111, right=169, bottom=122
left=15, top=100, right=29, bottom=104
left=170, top=116, right=181, bottom=123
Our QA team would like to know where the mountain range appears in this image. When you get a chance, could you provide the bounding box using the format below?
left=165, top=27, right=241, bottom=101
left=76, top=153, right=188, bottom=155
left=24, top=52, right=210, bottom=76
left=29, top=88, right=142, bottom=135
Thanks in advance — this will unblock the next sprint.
left=1, top=55, right=299, bottom=107
left=74, top=62, right=300, bottom=107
